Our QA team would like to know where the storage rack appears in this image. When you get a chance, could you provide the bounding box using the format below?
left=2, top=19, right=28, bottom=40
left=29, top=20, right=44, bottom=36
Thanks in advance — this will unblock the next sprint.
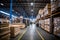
left=36, top=1, right=60, bottom=37
left=0, top=19, right=10, bottom=40
left=51, top=0, right=60, bottom=37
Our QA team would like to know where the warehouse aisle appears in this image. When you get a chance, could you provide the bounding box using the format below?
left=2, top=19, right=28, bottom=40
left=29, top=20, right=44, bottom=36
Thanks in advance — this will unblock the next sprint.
left=19, top=24, right=60, bottom=40
left=20, top=24, right=42, bottom=40
left=10, top=24, right=60, bottom=40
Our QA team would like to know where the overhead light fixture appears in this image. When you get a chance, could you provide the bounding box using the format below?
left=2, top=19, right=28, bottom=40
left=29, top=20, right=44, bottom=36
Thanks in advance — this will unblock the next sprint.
left=30, top=2, right=34, bottom=6
left=0, top=11, right=10, bottom=15
left=0, top=11, right=17, bottom=18
left=31, top=9, right=33, bottom=12
left=0, top=3, right=4, bottom=6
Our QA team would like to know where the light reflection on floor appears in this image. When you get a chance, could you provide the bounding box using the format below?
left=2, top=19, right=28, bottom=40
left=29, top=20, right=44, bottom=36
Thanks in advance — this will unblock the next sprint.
left=29, top=24, right=36, bottom=40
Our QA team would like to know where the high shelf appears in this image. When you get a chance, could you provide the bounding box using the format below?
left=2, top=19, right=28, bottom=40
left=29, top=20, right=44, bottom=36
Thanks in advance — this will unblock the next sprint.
left=36, top=1, right=60, bottom=37
left=51, top=0, right=60, bottom=37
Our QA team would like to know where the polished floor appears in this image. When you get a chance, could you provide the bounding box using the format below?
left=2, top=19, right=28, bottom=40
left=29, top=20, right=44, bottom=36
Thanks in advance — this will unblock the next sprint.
left=21, top=24, right=42, bottom=40
left=10, top=24, right=60, bottom=40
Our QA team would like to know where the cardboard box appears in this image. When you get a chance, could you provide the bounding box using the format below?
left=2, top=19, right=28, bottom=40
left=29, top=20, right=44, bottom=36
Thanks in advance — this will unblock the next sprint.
left=0, top=19, right=9, bottom=28
left=54, top=17, right=60, bottom=27
left=19, top=23, right=25, bottom=28
left=44, top=4, right=51, bottom=16
left=40, top=20, right=45, bottom=29
left=0, top=27, right=10, bottom=36
left=11, top=23, right=25, bottom=28
left=0, top=34, right=10, bottom=40
left=54, top=17, right=60, bottom=36
left=51, top=0, right=60, bottom=12
left=10, top=27, right=20, bottom=37
left=44, top=18, right=51, bottom=32
left=45, top=19, right=50, bottom=25
left=0, top=27, right=10, bottom=40
left=38, top=9, right=44, bottom=17
left=45, top=25, right=50, bottom=32
left=54, top=27, right=60, bottom=36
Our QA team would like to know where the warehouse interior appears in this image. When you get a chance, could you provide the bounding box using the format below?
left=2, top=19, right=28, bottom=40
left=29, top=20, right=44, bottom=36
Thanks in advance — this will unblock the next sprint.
left=0, top=0, right=60, bottom=40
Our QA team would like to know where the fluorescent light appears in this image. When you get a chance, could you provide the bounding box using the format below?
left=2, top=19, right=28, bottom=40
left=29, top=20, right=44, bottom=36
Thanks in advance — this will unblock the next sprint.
left=31, top=9, right=33, bottom=12
left=0, top=3, right=4, bottom=6
left=0, top=11, right=10, bottom=15
left=30, top=3, right=34, bottom=6
left=0, top=11, right=17, bottom=18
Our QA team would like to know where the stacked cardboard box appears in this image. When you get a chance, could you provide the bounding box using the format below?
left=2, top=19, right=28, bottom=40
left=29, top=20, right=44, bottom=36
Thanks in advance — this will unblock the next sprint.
left=38, top=9, right=44, bottom=17
left=11, top=23, right=25, bottom=29
left=44, top=19, right=51, bottom=32
left=19, top=23, right=25, bottom=28
left=40, top=20, right=45, bottom=29
left=44, top=4, right=51, bottom=16
left=0, top=28, right=10, bottom=40
left=51, top=0, right=60, bottom=36
left=45, top=19, right=50, bottom=25
left=51, top=0, right=60, bottom=12
left=10, top=26, right=20, bottom=37
left=54, top=17, right=60, bottom=36
left=0, top=19, right=10, bottom=40
left=45, top=25, right=50, bottom=32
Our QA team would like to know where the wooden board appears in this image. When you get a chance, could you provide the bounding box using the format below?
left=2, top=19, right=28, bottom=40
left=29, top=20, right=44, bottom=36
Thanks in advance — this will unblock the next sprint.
left=10, top=27, right=20, bottom=37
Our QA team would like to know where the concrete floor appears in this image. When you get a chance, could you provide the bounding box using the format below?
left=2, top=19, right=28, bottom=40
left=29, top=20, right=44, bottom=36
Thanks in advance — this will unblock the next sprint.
left=21, top=24, right=42, bottom=40
left=10, top=24, right=60, bottom=40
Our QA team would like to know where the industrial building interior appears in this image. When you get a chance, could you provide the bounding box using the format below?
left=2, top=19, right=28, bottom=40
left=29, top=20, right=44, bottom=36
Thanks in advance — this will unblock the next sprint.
left=0, top=0, right=60, bottom=40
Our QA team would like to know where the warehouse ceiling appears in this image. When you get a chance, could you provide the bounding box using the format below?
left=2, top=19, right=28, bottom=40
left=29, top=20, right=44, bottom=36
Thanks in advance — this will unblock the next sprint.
left=0, top=0, right=50, bottom=18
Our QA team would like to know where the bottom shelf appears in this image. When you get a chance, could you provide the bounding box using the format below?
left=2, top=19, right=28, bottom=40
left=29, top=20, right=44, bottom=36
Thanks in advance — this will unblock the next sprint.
left=10, top=27, right=20, bottom=37
left=0, top=34, right=10, bottom=40
left=54, top=27, right=60, bottom=37
left=45, top=25, right=50, bottom=33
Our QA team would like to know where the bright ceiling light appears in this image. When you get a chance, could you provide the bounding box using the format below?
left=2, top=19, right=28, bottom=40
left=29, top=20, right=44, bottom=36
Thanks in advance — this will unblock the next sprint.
left=30, top=3, right=34, bottom=6
left=0, top=3, right=4, bottom=6
left=31, top=9, right=33, bottom=12
left=0, top=11, right=10, bottom=15
left=0, top=11, right=17, bottom=18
